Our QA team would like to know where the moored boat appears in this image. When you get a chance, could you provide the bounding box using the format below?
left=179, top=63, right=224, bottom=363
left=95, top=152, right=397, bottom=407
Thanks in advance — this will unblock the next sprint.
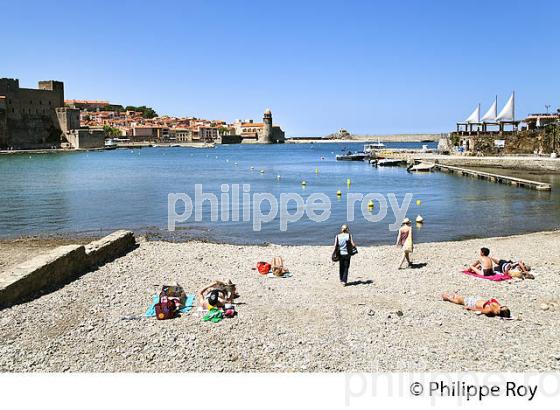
left=336, top=151, right=369, bottom=161
left=407, top=162, right=435, bottom=172
left=363, top=138, right=385, bottom=153
left=104, top=139, right=118, bottom=150
left=377, top=158, right=404, bottom=166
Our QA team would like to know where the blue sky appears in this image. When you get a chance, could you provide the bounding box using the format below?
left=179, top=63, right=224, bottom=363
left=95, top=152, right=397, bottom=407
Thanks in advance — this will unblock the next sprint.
left=2, top=0, right=559, bottom=136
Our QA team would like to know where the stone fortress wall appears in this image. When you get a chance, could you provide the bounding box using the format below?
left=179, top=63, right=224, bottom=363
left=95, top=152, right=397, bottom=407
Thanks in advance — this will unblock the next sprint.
left=0, top=78, right=65, bottom=149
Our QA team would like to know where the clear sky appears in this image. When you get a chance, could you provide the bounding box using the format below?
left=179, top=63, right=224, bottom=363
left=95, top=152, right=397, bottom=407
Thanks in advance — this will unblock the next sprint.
left=2, top=0, right=559, bottom=136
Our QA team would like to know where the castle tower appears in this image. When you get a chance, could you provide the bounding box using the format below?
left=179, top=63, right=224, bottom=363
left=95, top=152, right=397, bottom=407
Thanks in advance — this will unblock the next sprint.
left=38, top=80, right=65, bottom=107
left=261, top=108, right=273, bottom=143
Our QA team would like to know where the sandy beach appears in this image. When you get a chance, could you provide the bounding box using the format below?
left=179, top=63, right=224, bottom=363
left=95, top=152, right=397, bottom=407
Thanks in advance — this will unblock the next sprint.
left=1, top=230, right=559, bottom=372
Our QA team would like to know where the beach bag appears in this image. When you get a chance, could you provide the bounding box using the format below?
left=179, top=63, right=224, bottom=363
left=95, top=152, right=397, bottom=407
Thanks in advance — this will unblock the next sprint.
left=155, top=294, right=178, bottom=320
left=348, top=235, right=358, bottom=256
left=223, top=304, right=236, bottom=318
left=332, top=236, right=340, bottom=262
left=257, top=261, right=271, bottom=275
left=161, top=285, right=186, bottom=307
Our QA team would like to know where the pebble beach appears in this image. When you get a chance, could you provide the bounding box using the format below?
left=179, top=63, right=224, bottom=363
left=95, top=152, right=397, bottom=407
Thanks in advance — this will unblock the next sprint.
left=1, top=230, right=559, bottom=372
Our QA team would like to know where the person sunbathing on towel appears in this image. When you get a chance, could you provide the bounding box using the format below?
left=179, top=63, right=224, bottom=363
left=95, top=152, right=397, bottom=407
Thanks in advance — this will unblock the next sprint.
left=491, top=257, right=534, bottom=279
left=442, top=292, right=511, bottom=318
left=468, top=247, right=495, bottom=276
left=197, top=280, right=237, bottom=309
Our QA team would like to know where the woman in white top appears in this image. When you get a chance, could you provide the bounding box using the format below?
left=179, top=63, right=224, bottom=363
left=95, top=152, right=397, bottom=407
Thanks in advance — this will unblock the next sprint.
left=396, top=218, right=413, bottom=269
left=334, top=224, right=357, bottom=286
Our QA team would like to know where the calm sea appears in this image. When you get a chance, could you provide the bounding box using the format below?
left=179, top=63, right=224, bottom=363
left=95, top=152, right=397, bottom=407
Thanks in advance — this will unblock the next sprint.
left=1, top=142, right=559, bottom=245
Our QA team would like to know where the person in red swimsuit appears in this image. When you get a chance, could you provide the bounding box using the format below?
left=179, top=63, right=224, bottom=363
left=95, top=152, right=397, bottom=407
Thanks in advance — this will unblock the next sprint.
left=442, top=292, right=511, bottom=318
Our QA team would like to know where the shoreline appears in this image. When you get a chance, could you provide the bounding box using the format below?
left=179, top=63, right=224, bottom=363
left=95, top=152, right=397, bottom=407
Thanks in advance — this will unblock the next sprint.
left=1, top=229, right=559, bottom=372
left=2, top=225, right=560, bottom=250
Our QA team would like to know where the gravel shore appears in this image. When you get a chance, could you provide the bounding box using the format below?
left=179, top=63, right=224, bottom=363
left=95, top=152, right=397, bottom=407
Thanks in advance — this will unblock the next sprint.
left=1, top=231, right=559, bottom=372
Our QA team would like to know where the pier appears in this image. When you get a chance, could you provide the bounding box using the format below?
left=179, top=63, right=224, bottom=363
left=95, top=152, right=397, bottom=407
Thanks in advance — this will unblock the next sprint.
left=433, top=163, right=552, bottom=191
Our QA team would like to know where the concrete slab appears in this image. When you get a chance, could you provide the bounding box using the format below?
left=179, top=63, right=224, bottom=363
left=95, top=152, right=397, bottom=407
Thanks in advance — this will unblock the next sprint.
left=0, top=245, right=87, bottom=308
left=0, top=230, right=136, bottom=309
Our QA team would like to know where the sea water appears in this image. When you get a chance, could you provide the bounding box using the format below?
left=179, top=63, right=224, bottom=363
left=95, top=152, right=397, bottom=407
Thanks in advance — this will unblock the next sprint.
left=1, top=142, right=559, bottom=245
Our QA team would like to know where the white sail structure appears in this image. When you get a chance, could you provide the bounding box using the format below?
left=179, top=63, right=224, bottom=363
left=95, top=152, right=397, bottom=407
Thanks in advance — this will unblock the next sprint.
left=496, top=92, right=515, bottom=121
left=465, top=104, right=480, bottom=123
left=481, top=97, right=497, bottom=122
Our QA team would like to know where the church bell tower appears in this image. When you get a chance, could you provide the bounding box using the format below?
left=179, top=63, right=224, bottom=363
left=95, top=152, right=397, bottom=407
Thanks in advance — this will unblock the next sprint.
left=261, top=108, right=273, bottom=143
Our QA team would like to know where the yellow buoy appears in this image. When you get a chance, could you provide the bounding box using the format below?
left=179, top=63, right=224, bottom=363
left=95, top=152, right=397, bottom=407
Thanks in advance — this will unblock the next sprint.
left=416, top=199, right=421, bottom=206
left=315, top=167, right=319, bottom=174
left=347, top=178, right=351, bottom=186
left=368, top=199, right=374, bottom=208
left=336, top=190, right=342, bottom=196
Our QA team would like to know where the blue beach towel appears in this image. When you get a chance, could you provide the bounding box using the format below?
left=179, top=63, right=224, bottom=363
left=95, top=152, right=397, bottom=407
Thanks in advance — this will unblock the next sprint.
left=145, top=293, right=196, bottom=318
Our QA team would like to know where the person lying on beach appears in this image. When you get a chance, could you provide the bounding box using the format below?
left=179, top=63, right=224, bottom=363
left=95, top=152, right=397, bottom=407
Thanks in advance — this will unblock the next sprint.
left=442, top=292, right=511, bottom=318
left=491, top=257, right=534, bottom=279
left=197, top=280, right=237, bottom=310
left=468, top=247, right=494, bottom=276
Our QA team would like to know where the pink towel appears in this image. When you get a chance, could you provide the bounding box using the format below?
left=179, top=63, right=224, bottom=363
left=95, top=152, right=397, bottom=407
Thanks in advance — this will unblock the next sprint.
left=462, top=269, right=512, bottom=281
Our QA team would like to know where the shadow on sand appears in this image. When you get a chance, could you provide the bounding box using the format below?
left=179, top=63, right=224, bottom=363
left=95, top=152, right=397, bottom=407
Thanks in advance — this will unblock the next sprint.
left=345, top=279, right=374, bottom=287
left=409, top=262, right=428, bottom=269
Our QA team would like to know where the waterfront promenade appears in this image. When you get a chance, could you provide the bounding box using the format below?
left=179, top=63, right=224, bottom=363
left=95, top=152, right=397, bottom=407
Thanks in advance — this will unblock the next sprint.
left=384, top=152, right=560, bottom=172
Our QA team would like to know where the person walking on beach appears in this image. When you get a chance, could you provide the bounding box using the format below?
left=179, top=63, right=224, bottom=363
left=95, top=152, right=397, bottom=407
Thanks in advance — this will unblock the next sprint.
left=396, top=218, right=413, bottom=269
left=333, top=224, right=357, bottom=286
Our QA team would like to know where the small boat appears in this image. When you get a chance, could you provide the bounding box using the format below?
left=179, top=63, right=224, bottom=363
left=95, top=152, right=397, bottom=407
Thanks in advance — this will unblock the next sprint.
left=407, top=162, right=435, bottom=172
left=104, top=139, right=118, bottom=150
left=336, top=151, right=369, bottom=161
left=377, top=158, right=403, bottom=166
left=364, top=138, right=385, bottom=152
left=170, top=144, right=182, bottom=147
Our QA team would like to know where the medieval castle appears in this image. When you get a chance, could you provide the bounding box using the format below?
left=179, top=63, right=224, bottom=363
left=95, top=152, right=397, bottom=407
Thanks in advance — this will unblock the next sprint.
left=1, top=77, right=285, bottom=149
left=0, top=78, right=65, bottom=149
left=0, top=78, right=104, bottom=150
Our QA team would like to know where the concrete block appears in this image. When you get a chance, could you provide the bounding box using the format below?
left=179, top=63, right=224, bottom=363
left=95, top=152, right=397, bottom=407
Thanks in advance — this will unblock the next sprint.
left=0, top=245, right=87, bottom=308
left=0, top=230, right=136, bottom=308
left=85, top=230, right=136, bottom=266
